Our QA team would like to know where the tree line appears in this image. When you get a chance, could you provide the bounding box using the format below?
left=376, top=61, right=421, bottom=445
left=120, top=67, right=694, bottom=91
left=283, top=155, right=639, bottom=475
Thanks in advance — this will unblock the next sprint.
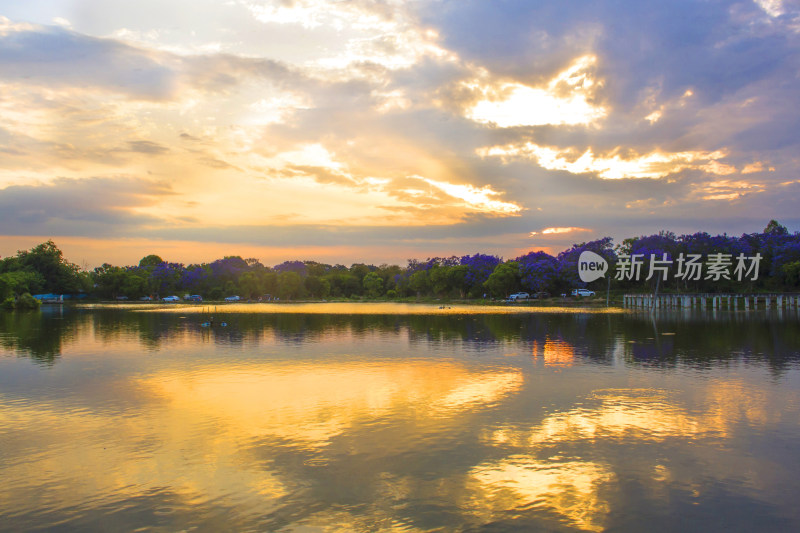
left=1, top=220, right=799, bottom=304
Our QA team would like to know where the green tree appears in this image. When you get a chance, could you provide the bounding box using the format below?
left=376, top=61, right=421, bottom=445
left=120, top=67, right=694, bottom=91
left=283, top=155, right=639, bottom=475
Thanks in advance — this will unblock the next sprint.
left=261, top=270, right=278, bottom=298
left=428, top=266, right=451, bottom=297
left=304, top=275, right=330, bottom=299
left=121, top=272, right=148, bottom=298
left=765, top=219, right=789, bottom=236
left=447, top=265, right=470, bottom=298
left=324, top=270, right=360, bottom=297
left=349, top=263, right=374, bottom=286
left=408, top=270, right=430, bottom=296
left=483, top=262, right=520, bottom=298
left=781, top=261, right=800, bottom=287
left=239, top=271, right=263, bottom=299
left=138, top=254, right=164, bottom=268
left=245, top=257, right=264, bottom=268
left=14, top=241, right=83, bottom=294
left=94, top=264, right=150, bottom=299
left=277, top=271, right=305, bottom=300
left=376, top=264, right=403, bottom=294
left=224, top=280, right=238, bottom=296
left=0, top=271, right=44, bottom=300
left=304, top=261, right=331, bottom=277
left=363, top=272, right=384, bottom=298
left=16, top=293, right=41, bottom=310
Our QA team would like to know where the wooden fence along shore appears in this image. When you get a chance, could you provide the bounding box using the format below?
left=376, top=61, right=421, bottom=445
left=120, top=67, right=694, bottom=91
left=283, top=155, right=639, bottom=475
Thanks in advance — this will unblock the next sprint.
left=623, top=294, right=800, bottom=310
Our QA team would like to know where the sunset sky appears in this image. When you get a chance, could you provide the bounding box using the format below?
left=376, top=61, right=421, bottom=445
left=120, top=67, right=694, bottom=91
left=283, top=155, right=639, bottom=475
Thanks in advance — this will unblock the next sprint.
left=1, top=0, right=799, bottom=268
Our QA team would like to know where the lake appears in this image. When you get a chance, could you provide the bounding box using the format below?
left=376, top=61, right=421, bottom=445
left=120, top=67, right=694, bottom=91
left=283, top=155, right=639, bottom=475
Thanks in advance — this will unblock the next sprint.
left=1, top=303, right=799, bottom=532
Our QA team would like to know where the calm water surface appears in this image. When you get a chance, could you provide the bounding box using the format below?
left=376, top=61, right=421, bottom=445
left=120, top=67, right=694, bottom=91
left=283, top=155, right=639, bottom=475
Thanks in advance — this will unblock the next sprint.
left=1, top=303, right=799, bottom=532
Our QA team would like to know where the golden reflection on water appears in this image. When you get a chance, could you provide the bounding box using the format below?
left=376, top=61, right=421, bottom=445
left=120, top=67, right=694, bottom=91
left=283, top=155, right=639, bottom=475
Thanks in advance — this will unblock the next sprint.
left=79, top=302, right=624, bottom=315
left=469, top=456, right=614, bottom=532
left=486, top=384, right=780, bottom=449
left=0, top=359, right=523, bottom=526
left=141, top=362, right=523, bottom=449
left=532, top=338, right=576, bottom=367
left=3, top=309, right=799, bottom=531
left=471, top=380, right=797, bottom=531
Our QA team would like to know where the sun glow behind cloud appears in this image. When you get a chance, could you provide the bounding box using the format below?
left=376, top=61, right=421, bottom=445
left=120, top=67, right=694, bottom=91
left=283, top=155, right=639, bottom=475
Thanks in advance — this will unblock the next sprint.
left=530, top=227, right=591, bottom=237
left=465, top=55, right=606, bottom=127
left=245, top=94, right=311, bottom=125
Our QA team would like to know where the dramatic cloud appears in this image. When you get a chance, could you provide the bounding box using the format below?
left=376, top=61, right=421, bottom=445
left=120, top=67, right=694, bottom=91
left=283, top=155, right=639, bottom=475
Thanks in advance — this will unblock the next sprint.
left=0, top=1, right=798, bottom=265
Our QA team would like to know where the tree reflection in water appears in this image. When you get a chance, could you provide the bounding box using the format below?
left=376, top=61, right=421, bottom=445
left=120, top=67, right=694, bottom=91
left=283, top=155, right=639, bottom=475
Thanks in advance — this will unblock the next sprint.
left=2, top=305, right=798, bottom=373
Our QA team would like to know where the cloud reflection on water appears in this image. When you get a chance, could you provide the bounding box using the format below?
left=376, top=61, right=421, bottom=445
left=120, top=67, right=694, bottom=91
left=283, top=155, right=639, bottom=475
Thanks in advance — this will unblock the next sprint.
left=472, top=379, right=799, bottom=531
left=141, top=362, right=523, bottom=449
left=0, top=356, right=524, bottom=529
left=1, top=308, right=799, bottom=531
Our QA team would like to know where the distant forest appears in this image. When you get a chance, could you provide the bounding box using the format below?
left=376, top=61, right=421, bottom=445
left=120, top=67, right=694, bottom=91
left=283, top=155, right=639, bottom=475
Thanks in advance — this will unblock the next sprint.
left=1, top=220, right=799, bottom=303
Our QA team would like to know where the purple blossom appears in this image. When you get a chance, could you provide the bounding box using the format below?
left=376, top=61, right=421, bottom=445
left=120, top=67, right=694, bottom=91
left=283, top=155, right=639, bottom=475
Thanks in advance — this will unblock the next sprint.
left=516, top=251, right=559, bottom=293
left=148, top=262, right=185, bottom=293
left=210, top=256, right=249, bottom=280
left=180, top=265, right=209, bottom=291
left=459, top=253, right=501, bottom=289
left=557, top=237, right=616, bottom=288
left=273, top=260, right=308, bottom=277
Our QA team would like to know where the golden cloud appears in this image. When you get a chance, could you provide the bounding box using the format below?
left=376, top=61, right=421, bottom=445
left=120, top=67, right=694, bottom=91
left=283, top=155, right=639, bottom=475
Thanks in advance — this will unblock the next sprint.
left=464, top=55, right=606, bottom=127
left=530, top=227, right=591, bottom=237
left=479, top=142, right=756, bottom=180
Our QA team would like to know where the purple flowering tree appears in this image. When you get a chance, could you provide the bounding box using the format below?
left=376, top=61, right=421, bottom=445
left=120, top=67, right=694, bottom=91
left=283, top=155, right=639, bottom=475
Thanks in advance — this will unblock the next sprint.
left=179, top=265, right=210, bottom=294
left=210, top=256, right=249, bottom=282
left=459, top=254, right=501, bottom=297
left=147, top=262, right=185, bottom=296
left=558, top=237, right=616, bottom=290
left=516, top=251, right=560, bottom=294
left=273, top=260, right=308, bottom=277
